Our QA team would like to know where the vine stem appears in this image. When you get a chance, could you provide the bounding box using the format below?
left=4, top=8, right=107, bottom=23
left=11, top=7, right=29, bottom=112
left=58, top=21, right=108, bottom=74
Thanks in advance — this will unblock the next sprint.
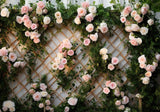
left=44, top=106, right=46, bottom=112
left=139, top=98, right=142, bottom=112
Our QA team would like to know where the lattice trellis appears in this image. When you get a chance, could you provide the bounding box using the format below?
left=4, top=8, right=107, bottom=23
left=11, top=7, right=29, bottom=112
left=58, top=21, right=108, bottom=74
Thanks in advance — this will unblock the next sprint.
left=5, top=25, right=129, bottom=106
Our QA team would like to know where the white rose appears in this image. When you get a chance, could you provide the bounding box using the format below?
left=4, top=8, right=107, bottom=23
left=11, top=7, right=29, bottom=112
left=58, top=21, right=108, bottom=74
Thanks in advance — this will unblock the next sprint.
left=99, top=48, right=108, bottom=55
left=2, top=56, right=8, bottom=62
left=43, top=16, right=51, bottom=24
left=52, top=63, right=58, bottom=70
left=102, top=54, right=108, bottom=60
left=56, top=18, right=63, bottom=24
left=74, top=17, right=81, bottom=25
left=147, top=19, right=154, bottom=26
left=13, top=61, right=21, bottom=68
left=36, top=7, right=42, bottom=15
left=40, top=91, right=48, bottom=97
left=131, top=24, right=140, bottom=32
left=140, top=27, right=148, bottom=35
left=141, top=77, right=150, bottom=84
left=88, top=6, right=96, bottom=13
left=55, top=11, right=61, bottom=19
left=136, top=38, right=142, bottom=45
left=1, top=7, right=10, bottom=17
left=68, top=97, right=78, bottom=106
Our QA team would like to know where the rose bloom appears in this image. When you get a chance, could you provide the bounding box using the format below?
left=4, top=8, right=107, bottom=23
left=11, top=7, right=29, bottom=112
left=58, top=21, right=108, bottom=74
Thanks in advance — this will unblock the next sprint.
left=77, top=7, right=86, bottom=17
left=136, top=38, right=142, bottom=45
left=114, top=87, right=120, bottom=97
left=61, top=58, right=67, bottom=65
left=30, top=31, right=41, bottom=40
left=52, top=63, right=58, bottom=70
left=108, top=63, right=115, bottom=71
left=86, top=24, right=94, bottom=32
left=134, top=14, right=141, bottom=22
left=37, top=1, right=45, bottom=9
left=43, top=16, right=51, bottom=24
left=138, top=55, right=146, bottom=64
left=83, top=38, right=90, bottom=46
left=147, top=19, right=154, bottom=26
left=131, top=10, right=137, bottom=17
left=153, top=62, right=158, bottom=67
left=129, top=32, right=135, bottom=40
left=109, top=82, right=117, bottom=89
left=141, top=7, right=148, bottom=15
left=13, top=61, right=21, bottom=68
left=16, top=16, right=23, bottom=24
left=81, top=1, right=89, bottom=8
left=125, top=20, right=131, bottom=26
left=118, top=105, right=125, bottom=110
left=31, top=23, right=38, bottom=30
left=102, top=54, right=108, bottom=60
left=39, top=103, right=44, bottom=108
left=3, top=100, right=15, bottom=109
left=137, top=18, right=143, bottom=23
left=141, top=77, right=150, bottom=84
left=131, top=24, right=140, bottom=32
left=129, top=38, right=138, bottom=46
left=33, top=92, right=41, bottom=101
left=22, top=15, right=29, bottom=22
left=67, top=50, right=74, bottom=56
left=40, top=83, right=47, bottom=91
left=2, top=56, right=8, bottom=62
left=82, top=74, right=91, bottom=82
left=21, top=6, right=29, bottom=14
left=41, top=91, right=48, bottom=97
left=145, top=71, right=152, bottom=77
left=0, top=47, right=8, bottom=56
left=125, top=26, right=132, bottom=32
left=146, top=64, right=155, bottom=72
left=59, top=64, right=64, bottom=70
left=45, top=100, right=51, bottom=105
left=36, top=7, right=43, bottom=15
left=56, top=18, right=63, bottom=24
left=103, top=87, right=110, bottom=94
left=24, top=20, right=32, bottom=29
left=139, top=63, right=146, bottom=69
left=121, top=9, right=129, bottom=17
left=105, top=80, right=111, bottom=87
left=90, top=33, right=98, bottom=41
left=88, top=6, right=97, bottom=13
left=115, top=100, right=121, bottom=106
left=43, top=9, right=48, bottom=14
left=1, top=7, right=10, bottom=17
left=85, top=13, right=94, bottom=22
left=140, top=27, right=148, bottom=35
left=120, top=17, right=126, bottom=23
left=64, top=106, right=70, bottom=112
left=62, top=39, right=72, bottom=49
left=29, top=89, right=35, bottom=94
left=99, top=48, right=108, bottom=55
left=111, top=57, right=119, bottom=65
left=99, top=22, right=108, bottom=33
left=124, top=6, right=132, bottom=13
left=31, top=83, right=37, bottom=89
left=33, top=37, right=40, bottom=44
left=2, top=106, right=8, bottom=111
left=74, top=16, right=81, bottom=25
left=156, top=54, right=160, bottom=61
left=9, top=53, right=17, bottom=62
left=68, top=97, right=78, bottom=106
left=55, top=11, right=61, bottom=19
left=122, top=96, right=129, bottom=104
left=25, top=31, right=30, bottom=37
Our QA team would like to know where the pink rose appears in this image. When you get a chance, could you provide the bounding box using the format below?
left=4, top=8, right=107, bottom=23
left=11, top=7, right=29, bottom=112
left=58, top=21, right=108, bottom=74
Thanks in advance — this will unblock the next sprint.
left=145, top=71, right=152, bottom=77
left=86, top=24, right=94, bottom=32
left=39, top=103, right=44, bottom=108
left=121, top=91, right=125, bottom=97
left=122, top=96, right=129, bottom=104
left=129, top=38, right=138, bottom=46
left=134, top=14, right=141, bottom=22
left=22, top=15, right=29, bottom=22
left=30, top=31, right=41, bottom=40
left=45, top=100, right=51, bottom=105
left=115, top=100, right=121, bottom=106
left=120, top=17, right=126, bottom=23
left=33, top=92, right=41, bottom=101
left=99, top=22, right=108, bottom=33
left=141, top=7, right=148, bottom=15
left=124, top=6, right=132, bottom=13
left=105, top=80, right=111, bottom=87
left=82, top=74, right=91, bottom=82
left=109, top=82, right=117, bottom=89
left=67, top=50, right=74, bottom=56
left=108, top=63, right=115, bottom=71
left=81, top=1, right=89, bottom=8
left=139, top=63, right=146, bottom=69
left=61, top=58, right=67, bottom=65
left=59, top=64, right=64, bottom=70
left=131, top=10, right=137, bottom=17
left=68, top=97, right=78, bottom=106
left=64, top=106, right=70, bottom=112
left=114, top=88, right=120, bottom=97
left=156, top=54, right=160, bottom=61
left=125, top=20, right=131, bottom=26
left=21, top=6, right=29, bottom=14
left=24, top=19, right=32, bottom=29
left=77, top=7, right=86, bottom=17
left=31, top=83, right=37, bottom=89
left=103, top=87, right=110, bottom=94
left=118, top=105, right=125, bottom=110
left=121, top=9, right=130, bottom=17
left=63, top=39, right=72, bottom=49
left=90, top=33, right=98, bottom=41
left=40, top=83, right=47, bottom=91
left=137, top=18, right=143, bottom=23
left=85, top=13, right=94, bottom=22
left=37, top=1, right=45, bottom=9
left=13, top=61, right=21, bottom=68
left=146, top=64, right=156, bottom=72
left=0, top=47, right=8, bottom=56
left=33, top=37, right=40, bottom=44
left=111, top=57, right=119, bottom=65
left=16, top=16, right=23, bottom=24
left=131, top=24, right=140, bottom=32
left=138, top=55, right=146, bottom=64
left=25, top=31, right=30, bottom=37
left=29, top=89, right=35, bottom=94
left=31, top=23, right=38, bottom=30
left=83, top=39, right=90, bottom=46
left=9, top=53, right=17, bottom=62
left=125, top=26, right=132, bottom=32
left=46, top=106, right=50, bottom=110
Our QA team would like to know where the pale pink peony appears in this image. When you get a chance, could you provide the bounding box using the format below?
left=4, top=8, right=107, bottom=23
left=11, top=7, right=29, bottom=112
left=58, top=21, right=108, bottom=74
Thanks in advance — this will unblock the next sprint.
left=145, top=71, right=152, bottom=77
left=131, top=10, right=137, bottom=17
left=64, top=106, right=70, bottom=112
left=129, top=38, right=138, bottom=46
left=131, top=24, right=140, bottom=32
left=67, top=50, right=74, bottom=56
left=111, top=57, right=119, bottom=65
left=90, top=33, right=98, bottom=41
left=21, top=6, right=29, bottom=14
left=68, top=97, right=78, bottom=106
left=0, top=47, right=8, bottom=56
left=139, top=63, right=146, bottom=69
left=31, top=23, right=38, bottom=30
left=33, top=37, right=40, bottom=44
left=59, top=64, right=64, bottom=70
left=40, top=83, right=47, bottom=91
left=81, top=1, right=89, bottom=8
left=77, top=7, right=86, bottom=17
left=39, top=103, right=44, bottom=108
left=82, top=74, right=91, bottom=82
left=37, top=1, right=45, bottom=9
left=103, top=87, right=110, bottom=94
left=109, top=82, right=117, bottom=89
left=115, top=100, right=121, bottom=106
left=83, top=39, right=90, bottom=46
left=33, top=92, right=41, bottom=101
left=25, top=31, right=30, bottom=37
left=134, top=14, right=141, bottom=22
left=141, top=7, right=148, bottom=15
left=105, top=80, right=111, bottom=87
left=16, top=16, right=23, bottom=24
left=29, top=89, right=35, bottom=94
left=22, top=15, right=29, bottom=22
left=24, top=19, right=32, bottom=29
left=9, top=53, right=17, bottom=62
left=86, top=24, right=94, bottom=32
left=125, top=26, right=132, bottom=32
left=108, top=63, right=115, bottom=71
left=138, top=55, right=146, bottom=64
left=122, top=96, right=129, bottom=104
left=120, top=17, right=126, bottom=23
left=61, top=58, right=67, bottom=65
left=45, top=100, right=51, bottom=105
left=85, top=13, right=94, bottom=22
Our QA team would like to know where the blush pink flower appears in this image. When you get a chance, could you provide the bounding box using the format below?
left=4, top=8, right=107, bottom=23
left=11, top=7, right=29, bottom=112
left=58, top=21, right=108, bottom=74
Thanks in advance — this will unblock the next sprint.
left=63, top=39, right=72, bottom=49
left=37, top=1, right=45, bottom=9
left=61, top=58, right=67, bottom=65
left=22, top=15, right=29, bottom=22
left=122, top=96, right=129, bottom=104
left=120, top=17, right=126, bottom=23
left=145, top=71, right=152, bottom=77
left=131, top=24, right=140, bottom=32
left=33, top=37, right=40, bottom=44
left=99, top=22, right=108, bottom=33
left=118, top=105, right=125, bottom=110
left=115, top=100, right=121, bottom=106
left=103, top=87, right=110, bottom=94
left=68, top=97, right=78, bottom=106
left=13, top=61, right=21, bottom=68
left=108, top=63, right=115, bottom=71
left=31, top=23, right=38, bottom=30
left=139, top=63, right=146, bottom=69
left=16, top=16, right=23, bottom=24
left=21, top=6, right=29, bottom=14
left=121, top=9, right=130, bottom=17
left=90, top=33, right=98, bottom=41
left=82, top=74, right=91, bottom=82
left=25, top=31, right=30, bottom=37
left=30, top=31, right=41, bottom=40
left=24, top=20, right=32, bottom=29
left=85, top=13, right=94, bottom=22
left=83, top=39, right=90, bottom=46
left=109, top=82, right=117, bottom=89
left=131, top=10, right=137, bottom=17
left=141, top=7, right=148, bottom=15
left=134, top=14, right=141, bottom=22
left=33, top=92, right=41, bottom=101
left=31, top=83, right=37, bottom=89
left=64, top=106, right=70, bottom=112
left=105, top=80, right=111, bottom=87
left=124, top=6, right=132, bottom=13
left=29, top=89, right=35, bottom=94
left=81, top=1, right=89, bottom=8
left=86, top=24, right=94, bottom=32
left=111, top=57, right=119, bottom=65
left=138, top=55, right=146, bottom=64
left=9, top=53, right=17, bottom=62
left=40, top=83, right=47, bottom=91
left=59, top=64, right=64, bottom=70
left=39, top=103, right=44, bottom=108
left=146, top=65, right=156, bottom=72
left=129, top=38, right=138, bottom=46
left=77, top=7, right=86, bottom=17
left=67, top=50, right=74, bottom=56
left=45, top=100, right=51, bottom=105
left=125, top=26, right=132, bottom=32
left=0, top=47, right=8, bottom=56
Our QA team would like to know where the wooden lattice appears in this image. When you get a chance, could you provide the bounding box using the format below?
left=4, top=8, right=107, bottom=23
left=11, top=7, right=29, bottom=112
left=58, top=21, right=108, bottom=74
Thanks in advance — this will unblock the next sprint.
left=5, top=25, right=129, bottom=106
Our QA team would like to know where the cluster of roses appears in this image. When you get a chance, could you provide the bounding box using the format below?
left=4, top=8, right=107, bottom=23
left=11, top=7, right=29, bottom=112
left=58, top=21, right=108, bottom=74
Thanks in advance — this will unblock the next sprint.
left=120, top=3, right=154, bottom=46
left=64, top=97, right=78, bottom=112
left=103, top=80, right=130, bottom=111
left=51, top=39, right=75, bottom=71
left=0, top=47, right=25, bottom=71
left=138, top=54, right=160, bottom=84
left=29, top=83, right=53, bottom=112
left=1, top=100, right=15, bottom=112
